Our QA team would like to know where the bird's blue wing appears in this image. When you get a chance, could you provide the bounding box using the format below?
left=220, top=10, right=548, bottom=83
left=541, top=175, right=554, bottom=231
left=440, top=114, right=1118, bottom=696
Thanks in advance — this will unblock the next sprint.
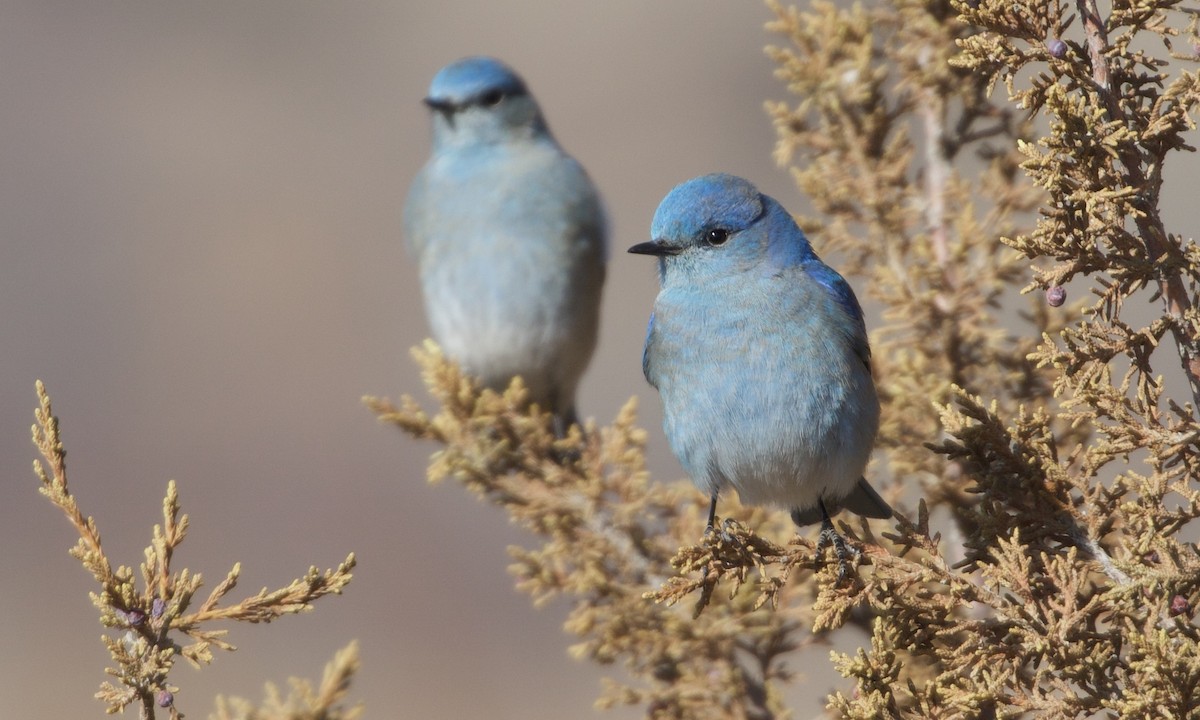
left=803, top=261, right=872, bottom=366
left=402, top=167, right=432, bottom=257
left=641, top=311, right=657, bottom=385
left=804, top=262, right=863, bottom=321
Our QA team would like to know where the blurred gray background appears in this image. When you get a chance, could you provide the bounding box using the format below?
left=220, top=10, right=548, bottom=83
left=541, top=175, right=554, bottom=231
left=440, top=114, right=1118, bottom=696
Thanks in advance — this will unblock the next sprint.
left=0, top=1, right=815, bottom=717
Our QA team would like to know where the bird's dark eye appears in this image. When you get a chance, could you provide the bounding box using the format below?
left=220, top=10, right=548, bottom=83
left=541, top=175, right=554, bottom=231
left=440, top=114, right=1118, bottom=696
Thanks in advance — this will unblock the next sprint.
left=706, top=228, right=729, bottom=246
left=480, top=90, right=505, bottom=107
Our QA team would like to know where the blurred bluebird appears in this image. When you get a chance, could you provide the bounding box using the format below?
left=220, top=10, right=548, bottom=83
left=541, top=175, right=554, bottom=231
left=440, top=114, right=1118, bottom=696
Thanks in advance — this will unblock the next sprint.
left=405, top=57, right=606, bottom=435
left=629, top=174, right=891, bottom=578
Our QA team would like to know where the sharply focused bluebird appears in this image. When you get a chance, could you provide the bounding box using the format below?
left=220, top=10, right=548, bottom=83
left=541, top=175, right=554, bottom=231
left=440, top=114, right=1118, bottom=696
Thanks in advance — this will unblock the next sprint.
left=629, top=174, right=891, bottom=575
left=405, top=57, right=606, bottom=434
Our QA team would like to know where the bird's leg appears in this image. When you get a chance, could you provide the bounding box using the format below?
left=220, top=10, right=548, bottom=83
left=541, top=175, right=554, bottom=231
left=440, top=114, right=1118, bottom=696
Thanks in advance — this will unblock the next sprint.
left=815, top=500, right=856, bottom=583
left=549, top=407, right=584, bottom=464
left=697, top=492, right=723, bottom=585
left=551, top=405, right=580, bottom=441
left=704, top=493, right=719, bottom=535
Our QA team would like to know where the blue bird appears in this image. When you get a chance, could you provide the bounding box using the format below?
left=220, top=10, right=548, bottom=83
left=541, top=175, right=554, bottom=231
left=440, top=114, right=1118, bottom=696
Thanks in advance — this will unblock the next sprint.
left=405, top=57, right=607, bottom=435
left=629, top=174, right=890, bottom=577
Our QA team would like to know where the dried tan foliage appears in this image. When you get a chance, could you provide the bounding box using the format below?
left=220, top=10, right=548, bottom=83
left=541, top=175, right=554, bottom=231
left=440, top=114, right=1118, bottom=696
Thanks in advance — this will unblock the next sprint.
left=374, top=2, right=1200, bottom=718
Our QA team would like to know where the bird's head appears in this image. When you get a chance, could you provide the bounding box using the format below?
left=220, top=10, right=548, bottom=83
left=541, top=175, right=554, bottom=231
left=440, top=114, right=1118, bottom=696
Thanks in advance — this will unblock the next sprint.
left=628, top=174, right=815, bottom=283
left=423, top=56, right=547, bottom=146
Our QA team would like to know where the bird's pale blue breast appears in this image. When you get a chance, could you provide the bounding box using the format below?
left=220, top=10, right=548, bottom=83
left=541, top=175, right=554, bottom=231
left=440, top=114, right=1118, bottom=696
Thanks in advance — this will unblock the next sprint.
left=427, top=56, right=527, bottom=105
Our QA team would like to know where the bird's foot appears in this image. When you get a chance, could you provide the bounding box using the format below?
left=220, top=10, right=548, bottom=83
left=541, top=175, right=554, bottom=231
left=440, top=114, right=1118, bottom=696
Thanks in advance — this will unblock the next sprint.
left=701, top=516, right=738, bottom=545
left=816, top=508, right=859, bottom=585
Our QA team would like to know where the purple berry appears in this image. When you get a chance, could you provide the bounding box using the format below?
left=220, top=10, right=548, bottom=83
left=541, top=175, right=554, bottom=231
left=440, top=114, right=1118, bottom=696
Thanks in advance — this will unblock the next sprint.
left=1170, top=594, right=1191, bottom=617
left=1047, top=39, right=1067, bottom=58
left=151, top=597, right=166, bottom=619
left=1046, top=285, right=1066, bottom=307
left=115, top=608, right=146, bottom=627
left=156, top=690, right=174, bottom=708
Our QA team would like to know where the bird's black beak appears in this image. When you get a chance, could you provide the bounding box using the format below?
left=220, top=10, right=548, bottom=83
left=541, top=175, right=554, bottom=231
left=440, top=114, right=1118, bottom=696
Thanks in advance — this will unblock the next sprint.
left=423, top=97, right=458, bottom=121
left=627, top=241, right=679, bottom=257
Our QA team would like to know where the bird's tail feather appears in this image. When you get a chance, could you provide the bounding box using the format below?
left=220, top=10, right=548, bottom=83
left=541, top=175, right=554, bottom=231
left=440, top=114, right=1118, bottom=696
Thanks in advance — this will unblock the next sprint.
left=790, top=477, right=892, bottom=527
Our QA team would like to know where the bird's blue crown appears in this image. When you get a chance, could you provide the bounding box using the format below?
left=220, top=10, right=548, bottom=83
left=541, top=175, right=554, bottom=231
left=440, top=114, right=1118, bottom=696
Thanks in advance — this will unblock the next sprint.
left=650, top=173, right=819, bottom=270
left=651, top=173, right=764, bottom=243
left=427, top=56, right=528, bottom=105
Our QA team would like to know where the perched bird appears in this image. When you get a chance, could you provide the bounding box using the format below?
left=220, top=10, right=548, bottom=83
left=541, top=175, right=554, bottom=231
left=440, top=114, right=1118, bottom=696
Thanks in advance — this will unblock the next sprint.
left=405, top=56, right=606, bottom=435
left=629, top=173, right=891, bottom=576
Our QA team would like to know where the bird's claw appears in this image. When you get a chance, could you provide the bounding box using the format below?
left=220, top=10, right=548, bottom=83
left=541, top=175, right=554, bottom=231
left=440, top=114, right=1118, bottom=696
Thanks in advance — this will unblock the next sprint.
left=816, top=517, right=859, bottom=584
left=702, top=517, right=738, bottom=546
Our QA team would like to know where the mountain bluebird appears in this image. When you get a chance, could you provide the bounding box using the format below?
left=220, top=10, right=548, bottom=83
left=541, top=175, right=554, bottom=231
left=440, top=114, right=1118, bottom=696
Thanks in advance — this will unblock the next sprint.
left=629, top=174, right=891, bottom=577
left=405, top=56, right=606, bottom=434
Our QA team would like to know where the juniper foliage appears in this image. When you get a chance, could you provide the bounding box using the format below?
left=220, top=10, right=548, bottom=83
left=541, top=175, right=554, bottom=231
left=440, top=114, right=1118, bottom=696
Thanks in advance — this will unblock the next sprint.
left=31, top=381, right=357, bottom=720
left=376, top=1, right=1200, bottom=718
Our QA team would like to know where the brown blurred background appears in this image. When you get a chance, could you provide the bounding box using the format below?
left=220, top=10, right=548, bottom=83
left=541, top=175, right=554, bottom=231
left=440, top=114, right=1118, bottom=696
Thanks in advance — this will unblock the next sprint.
left=0, top=1, right=833, bottom=717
